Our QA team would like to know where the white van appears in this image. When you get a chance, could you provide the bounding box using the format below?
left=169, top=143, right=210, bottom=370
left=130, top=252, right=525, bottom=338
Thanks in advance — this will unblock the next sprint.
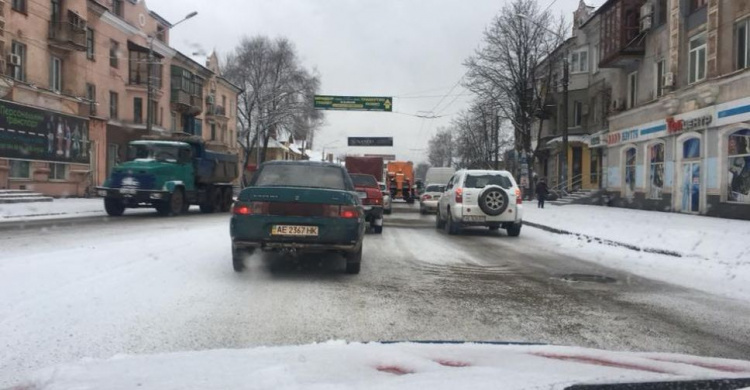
left=425, top=167, right=455, bottom=187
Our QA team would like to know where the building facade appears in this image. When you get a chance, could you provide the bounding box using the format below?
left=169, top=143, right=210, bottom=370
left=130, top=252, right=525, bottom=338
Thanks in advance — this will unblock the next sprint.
left=0, top=0, right=240, bottom=196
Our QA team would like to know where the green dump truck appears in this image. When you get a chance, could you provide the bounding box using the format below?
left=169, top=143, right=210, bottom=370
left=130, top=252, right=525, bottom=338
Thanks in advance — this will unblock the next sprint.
left=97, top=134, right=238, bottom=216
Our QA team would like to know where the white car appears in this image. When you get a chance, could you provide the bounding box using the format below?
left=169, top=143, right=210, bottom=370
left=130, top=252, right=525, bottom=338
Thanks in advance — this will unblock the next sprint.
left=379, top=182, right=392, bottom=214
left=436, top=169, right=523, bottom=236
left=419, top=183, right=445, bottom=214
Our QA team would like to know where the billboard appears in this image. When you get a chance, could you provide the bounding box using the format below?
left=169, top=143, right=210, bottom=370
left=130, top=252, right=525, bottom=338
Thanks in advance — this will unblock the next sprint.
left=348, top=137, right=393, bottom=147
left=0, top=100, right=90, bottom=164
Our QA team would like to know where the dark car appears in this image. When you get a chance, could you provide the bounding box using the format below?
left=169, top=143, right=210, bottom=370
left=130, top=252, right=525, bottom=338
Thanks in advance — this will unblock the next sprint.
left=229, top=161, right=367, bottom=274
left=349, top=173, right=384, bottom=234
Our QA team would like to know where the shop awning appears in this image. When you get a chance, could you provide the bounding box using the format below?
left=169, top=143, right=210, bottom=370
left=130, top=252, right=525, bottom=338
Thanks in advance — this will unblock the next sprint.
left=545, top=135, right=591, bottom=146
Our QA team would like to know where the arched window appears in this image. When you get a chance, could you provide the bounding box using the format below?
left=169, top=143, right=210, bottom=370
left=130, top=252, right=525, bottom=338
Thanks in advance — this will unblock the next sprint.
left=728, top=129, right=750, bottom=203
left=680, top=137, right=701, bottom=213
left=624, top=147, right=637, bottom=198
left=683, top=138, right=701, bottom=159
left=648, top=142, right=665, bottom=199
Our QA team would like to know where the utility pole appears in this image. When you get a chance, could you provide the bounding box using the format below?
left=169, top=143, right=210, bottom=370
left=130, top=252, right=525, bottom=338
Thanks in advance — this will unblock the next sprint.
left=146, top=36, right=155, bottom=133
left=494, top=114, right=500, bottom=170
left=561, top=51, right=570, bottom=192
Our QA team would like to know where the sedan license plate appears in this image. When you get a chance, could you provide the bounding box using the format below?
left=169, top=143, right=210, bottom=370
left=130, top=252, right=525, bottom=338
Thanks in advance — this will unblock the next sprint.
left=271, top=225, right=319, bottom=236
left=464, top=215, right=486, bottom=222
left=120, top=187, right=137, bottom=195
left=357, top=191, right=367, bottom=199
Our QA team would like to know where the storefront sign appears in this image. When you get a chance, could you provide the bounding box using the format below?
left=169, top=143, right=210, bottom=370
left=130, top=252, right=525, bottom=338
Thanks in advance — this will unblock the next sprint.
left=0, top=100, right=89, bottom=164
left=348, top=137, right=393, bottom=147
left=666, top=115, right=712, bottom=134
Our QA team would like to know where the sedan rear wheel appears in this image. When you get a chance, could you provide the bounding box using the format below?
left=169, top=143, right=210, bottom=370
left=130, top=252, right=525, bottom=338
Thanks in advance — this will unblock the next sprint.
left=345, top=246, right=362, bottom=274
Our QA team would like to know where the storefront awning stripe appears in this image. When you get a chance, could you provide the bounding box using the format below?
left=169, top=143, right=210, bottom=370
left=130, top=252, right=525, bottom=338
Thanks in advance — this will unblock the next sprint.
left=718, top=104, right=750, bottom=119
left=640, top=124, right=666, bottom=136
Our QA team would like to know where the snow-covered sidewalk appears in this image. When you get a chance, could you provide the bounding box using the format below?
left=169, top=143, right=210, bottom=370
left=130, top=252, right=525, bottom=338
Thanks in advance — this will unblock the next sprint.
left=523, top=203, right=750, bottom=301
left=0, top=198, right=106, bottom=223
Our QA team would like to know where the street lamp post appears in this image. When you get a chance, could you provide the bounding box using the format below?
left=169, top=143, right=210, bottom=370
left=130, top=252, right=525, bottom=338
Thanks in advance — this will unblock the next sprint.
left=146, top=11, right=198, bottom=134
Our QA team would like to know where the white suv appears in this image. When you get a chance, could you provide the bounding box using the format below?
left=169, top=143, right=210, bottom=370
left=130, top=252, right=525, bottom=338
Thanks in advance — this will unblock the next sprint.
left=435, top=169, right=523, bottom=236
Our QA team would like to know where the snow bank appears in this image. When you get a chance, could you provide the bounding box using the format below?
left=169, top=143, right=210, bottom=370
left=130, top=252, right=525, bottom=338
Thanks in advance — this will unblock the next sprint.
left=523, top=204, right=750, bottom=301
left=0, top=198, right=104, bottom=222
left=15, top=342, right=750, bottom=390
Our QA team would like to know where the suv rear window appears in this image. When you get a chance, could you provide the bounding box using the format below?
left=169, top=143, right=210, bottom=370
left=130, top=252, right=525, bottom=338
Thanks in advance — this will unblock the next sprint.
left=425, top=185, right=445, bottom=192
left=463, top=174, right=512, bottom=189
left=254, top=164, right=347, bottom=190
left=350, top=174, right=378, bottom=188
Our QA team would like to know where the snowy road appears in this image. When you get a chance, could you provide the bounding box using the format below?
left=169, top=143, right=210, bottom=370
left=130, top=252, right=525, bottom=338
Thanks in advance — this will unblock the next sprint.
left=2, top=203, right=750, bottom=386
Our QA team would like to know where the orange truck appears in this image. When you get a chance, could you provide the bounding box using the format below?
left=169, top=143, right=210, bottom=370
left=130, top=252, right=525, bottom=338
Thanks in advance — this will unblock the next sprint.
left=386, top=161, right=416, bottom=203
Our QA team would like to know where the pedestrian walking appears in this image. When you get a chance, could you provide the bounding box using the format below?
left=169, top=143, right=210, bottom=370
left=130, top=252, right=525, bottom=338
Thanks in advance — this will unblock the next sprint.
left=535, top=178, right=549, bottom=209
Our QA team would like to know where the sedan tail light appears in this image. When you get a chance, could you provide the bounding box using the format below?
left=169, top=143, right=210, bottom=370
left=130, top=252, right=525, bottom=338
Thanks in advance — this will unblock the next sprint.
left=421, top=194, right=432, bottom=201
left=233, top=201, right=270, bottom=215
left=339, top=205, right=360, bottom=219
left=515, top=188, right=522, bottom=204
left=455, top=187, right=463, bottom=203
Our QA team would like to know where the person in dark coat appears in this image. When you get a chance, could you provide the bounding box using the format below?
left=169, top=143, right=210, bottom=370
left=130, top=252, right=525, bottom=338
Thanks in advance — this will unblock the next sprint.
left=535, top=178, right=549, bottom=209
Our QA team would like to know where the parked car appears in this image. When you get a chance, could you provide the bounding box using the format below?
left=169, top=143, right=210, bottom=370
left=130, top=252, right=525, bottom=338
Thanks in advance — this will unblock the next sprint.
left=436, top=169, right=523, bottom=236
left=229, top=161, right=367, bottom=274
left=419, top=184, right=445, bottom=214
left=379, top=182, right=392, bottom=215
left=349, top=173, right=384, bottom=234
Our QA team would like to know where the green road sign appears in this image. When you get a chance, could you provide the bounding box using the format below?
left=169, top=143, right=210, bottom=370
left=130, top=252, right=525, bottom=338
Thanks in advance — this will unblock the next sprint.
left=314, top=96, right=392, bottom=112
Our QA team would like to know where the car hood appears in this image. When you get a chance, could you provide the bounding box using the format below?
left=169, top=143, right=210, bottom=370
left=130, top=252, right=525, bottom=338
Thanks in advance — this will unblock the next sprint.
left=13, top=341, right=750, bottom=390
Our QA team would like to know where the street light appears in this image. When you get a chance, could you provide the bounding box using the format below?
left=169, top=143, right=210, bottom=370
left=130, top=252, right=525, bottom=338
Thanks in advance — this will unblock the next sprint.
left=516, top=13, right=570, bottom=192
left=146, top=11, right=198, bottom=133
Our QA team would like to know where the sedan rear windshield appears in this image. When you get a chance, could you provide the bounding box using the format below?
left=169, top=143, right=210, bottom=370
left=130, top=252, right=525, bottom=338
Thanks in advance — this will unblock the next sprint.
left=425, top=185, right=445, bottom=193
left=254, top=165, right=347, bottom=190
left=463, top=174, right=512, bottom=189
left=350, top=174, right=378, bottom=188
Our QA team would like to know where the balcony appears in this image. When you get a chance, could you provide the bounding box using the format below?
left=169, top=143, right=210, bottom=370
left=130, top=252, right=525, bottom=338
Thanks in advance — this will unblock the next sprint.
left=598, top=0, right=646, bottom=68
left=48, top=21, right=86, bottom=51
left=205, top=104, right=227, bottom=119
left=170, top=89, right=203, bottom=116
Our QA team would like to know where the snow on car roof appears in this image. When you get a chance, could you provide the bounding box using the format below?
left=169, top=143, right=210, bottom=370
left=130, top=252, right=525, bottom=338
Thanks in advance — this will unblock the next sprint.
left=130, top=140, right=191, bottom=147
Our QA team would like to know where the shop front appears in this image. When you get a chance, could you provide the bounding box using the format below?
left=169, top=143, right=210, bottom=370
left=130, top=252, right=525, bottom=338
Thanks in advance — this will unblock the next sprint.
left=0, top=100, right=91, bottom=197
left=604, top=96, right=750, bottom=220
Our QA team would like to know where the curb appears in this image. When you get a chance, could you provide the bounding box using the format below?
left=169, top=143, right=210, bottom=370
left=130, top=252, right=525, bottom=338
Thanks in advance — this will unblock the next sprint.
left=524, top=221, right=682, bottom=258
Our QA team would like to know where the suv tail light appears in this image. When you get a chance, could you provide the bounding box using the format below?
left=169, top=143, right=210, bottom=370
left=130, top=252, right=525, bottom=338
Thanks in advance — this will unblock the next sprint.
left=515, top=188, right=522, bottom=204
left=455, top=187, right=463, bottom=203
left=233, top=201, right=270, bottom=215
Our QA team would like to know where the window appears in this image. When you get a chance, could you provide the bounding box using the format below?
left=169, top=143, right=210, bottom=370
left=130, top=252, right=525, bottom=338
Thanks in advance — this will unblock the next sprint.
left=109, top=91, right=119, bottom=119
left=728, top=129, right=750, bottom=203
left=51, top=0, right=61, bottom=22
left=689, top=0, right=707, bottom=13
left=211, top=123, right=216, bottom=140
left=10, top=160, right=31, bottom=179
left=9, top=41, right=26, bottom=81
left=627, top=71, right=638, bottom=109
left=689, top=33, right=706, bottom=84
left=11, top=0, right=26, bottom=13
left=150, top=101, right=159, bottom=125
left=86, top=83, right=97, bottom=115
left=655, top=60, right=666, bottom=98
left=736, top=20, right=750, bottom=70
left=648, top=143, right=665, bottom=199
left=171, top=112, right=177, bottom=131
left=133, top=97, right=143, bottom=124
left=129, top=51, right=148, bottom=85
left=573, top=101, right=582, bottom=127
left=50, top=56, right=62, bottom=92
left=49, top=163, right=67, bottom=181
left=156, top=25, right=166, bottom=42
left=112, top=0, right=123, bottom=17
left=222, top=95, right=227, bottom=110
left=592, top=45, right=599, bottom=73
left=86, top=28, right=95, bottom=60
left=570, top=49, right=589, bottom=73
left=624, top=147, right=637, bottom=198
left=110, top=40, right=119, bottom=68
left=656, top=0, right=667, bottom=26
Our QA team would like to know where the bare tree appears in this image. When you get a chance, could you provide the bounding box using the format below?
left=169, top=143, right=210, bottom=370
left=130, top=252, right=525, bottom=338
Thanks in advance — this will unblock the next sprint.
left=224, top=36, right=323, bottom=185
left=463, top=0, right=566, bottom=185
left=427, top=127, right=453, bottom=167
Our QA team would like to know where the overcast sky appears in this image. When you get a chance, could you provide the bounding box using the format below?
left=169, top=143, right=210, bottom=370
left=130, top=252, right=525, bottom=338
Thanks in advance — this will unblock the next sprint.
left=150, top=0, right=603, bottom=163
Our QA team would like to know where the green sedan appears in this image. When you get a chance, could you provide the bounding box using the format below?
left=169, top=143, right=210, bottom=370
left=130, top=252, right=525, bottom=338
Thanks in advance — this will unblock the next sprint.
left=230, top=161, right=367, bottom=274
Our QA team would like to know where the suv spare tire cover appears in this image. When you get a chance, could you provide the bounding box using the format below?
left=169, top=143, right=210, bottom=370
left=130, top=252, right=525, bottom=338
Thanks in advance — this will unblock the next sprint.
left=478, top=185, right=509, bottom=216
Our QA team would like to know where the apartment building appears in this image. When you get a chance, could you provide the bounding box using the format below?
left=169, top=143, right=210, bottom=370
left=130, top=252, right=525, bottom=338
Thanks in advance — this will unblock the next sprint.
left=0, top=0, right=240, bottom=196
left=597, top=0, right=750, bottom=219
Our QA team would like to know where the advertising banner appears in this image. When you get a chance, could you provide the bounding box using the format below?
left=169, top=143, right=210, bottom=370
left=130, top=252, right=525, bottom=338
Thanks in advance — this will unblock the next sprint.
left=0, top=100, right=89, bottom=164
